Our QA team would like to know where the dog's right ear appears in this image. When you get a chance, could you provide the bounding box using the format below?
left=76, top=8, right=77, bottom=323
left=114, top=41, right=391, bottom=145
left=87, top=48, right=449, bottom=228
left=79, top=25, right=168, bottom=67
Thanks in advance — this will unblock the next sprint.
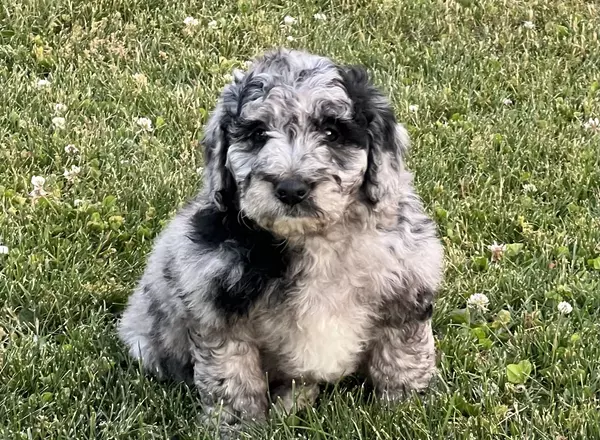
left=201, top=75, right=245, bottom=212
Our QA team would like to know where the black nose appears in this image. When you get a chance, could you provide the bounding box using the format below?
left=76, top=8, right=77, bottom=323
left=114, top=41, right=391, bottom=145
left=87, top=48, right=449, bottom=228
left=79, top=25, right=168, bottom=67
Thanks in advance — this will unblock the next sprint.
left=274, top=179, right=311, bottom=206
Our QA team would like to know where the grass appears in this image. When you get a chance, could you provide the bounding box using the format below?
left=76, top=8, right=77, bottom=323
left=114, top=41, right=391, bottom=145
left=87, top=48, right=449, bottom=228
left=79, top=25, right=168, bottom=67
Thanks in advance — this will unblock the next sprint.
left=1, top=0, right=600, bottom=438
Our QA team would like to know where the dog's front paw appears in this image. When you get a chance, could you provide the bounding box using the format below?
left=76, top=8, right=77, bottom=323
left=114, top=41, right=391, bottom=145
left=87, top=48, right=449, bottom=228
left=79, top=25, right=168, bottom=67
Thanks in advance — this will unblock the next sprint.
left=373, top=368, right=437, bottom=405
left=270, top=381, right=319, bottom=415
left=237, top=395, right=269, bottom=423
left=374, top=367, right=437, bottom=400
left=200, top=393, right=268, bottom=427
left=376, top=386, right=412, bottom=404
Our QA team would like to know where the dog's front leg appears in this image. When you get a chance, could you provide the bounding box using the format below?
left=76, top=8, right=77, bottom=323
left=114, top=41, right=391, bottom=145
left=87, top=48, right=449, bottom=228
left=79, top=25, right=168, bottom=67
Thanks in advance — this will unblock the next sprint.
left=367, top=319, right=436, bottom=401
left=189, top=329, right=268, bottom=425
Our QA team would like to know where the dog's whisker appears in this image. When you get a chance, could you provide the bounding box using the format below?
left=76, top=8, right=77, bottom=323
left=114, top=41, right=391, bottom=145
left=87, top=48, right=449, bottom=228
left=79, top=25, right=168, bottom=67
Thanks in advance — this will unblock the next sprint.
left=237, top=209, right=252, bottom=230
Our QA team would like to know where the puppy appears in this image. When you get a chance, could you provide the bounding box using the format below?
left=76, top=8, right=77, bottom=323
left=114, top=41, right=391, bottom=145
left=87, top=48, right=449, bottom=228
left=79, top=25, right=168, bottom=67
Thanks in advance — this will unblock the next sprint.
left=118, top=48, right=444, bottom=424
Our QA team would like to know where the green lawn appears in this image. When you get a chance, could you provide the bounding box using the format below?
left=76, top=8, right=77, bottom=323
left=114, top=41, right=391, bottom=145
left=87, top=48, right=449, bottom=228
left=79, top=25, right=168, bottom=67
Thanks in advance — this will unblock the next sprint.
left=1, top=0, right=600, bottom=438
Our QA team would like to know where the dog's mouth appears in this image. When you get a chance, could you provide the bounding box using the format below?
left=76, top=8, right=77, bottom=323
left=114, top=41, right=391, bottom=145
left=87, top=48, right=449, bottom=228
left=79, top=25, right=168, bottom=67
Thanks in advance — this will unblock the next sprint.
left=258, top=215, right=329, bottom=238
left=279, top=197, right=324, bottom=218
left=242, top=197, right=328, bottom=237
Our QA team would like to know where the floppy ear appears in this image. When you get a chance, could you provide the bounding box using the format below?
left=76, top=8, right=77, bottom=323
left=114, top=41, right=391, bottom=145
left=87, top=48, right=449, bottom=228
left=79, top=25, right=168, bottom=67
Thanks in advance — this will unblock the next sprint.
left=338, top=65, right=409, bottom=206
left=201, top=77, right=244, bottom=212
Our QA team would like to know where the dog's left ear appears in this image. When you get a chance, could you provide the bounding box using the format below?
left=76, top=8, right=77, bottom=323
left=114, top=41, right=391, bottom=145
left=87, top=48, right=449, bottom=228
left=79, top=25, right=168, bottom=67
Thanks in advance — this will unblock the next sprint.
left=338, top=65, right=409, bottom=206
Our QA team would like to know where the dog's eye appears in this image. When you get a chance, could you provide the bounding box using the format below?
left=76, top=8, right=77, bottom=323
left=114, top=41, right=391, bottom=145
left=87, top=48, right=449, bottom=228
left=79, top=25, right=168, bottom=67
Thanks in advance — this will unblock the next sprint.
left=251, top=129, right=268, bottom=144
left=323, top=127, right=339, bottom=142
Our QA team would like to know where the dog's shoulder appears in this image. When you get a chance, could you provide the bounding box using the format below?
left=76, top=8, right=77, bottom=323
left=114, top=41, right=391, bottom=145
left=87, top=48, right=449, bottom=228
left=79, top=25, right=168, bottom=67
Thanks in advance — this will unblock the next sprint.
left=179, top=201, right=295, bottom=319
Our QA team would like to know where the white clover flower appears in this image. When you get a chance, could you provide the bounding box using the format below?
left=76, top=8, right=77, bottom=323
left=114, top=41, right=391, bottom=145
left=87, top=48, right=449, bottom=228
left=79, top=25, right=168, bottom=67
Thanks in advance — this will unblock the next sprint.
left=0, top=245, right=9, bottom=255
left=63, top=165, right=81, bottom=182
left=30, top=175, right=48, bottom=198
left=286, top=35, right=296, bottom=42
left=467, top=293, right=490, bottom=312
left=284, top=15, right=297, bottom=25
left=207, top=20, right=218, bottom=28
left=36, top=79, right=51, bottom=89
left=196, top=166, right=204, bottom=175
left=557, top=301, right=573, bottom=315
left=523, top=21, right=535, bottom=30
left=135, top=117, right=153, bottom=132
left=583, top=117, right=599, bottom=133
left=29, top=187, right=48, bottom=199
left=409, top=104, right=419, bottom=113
left=313, top=13, right=327, bottom=21
left=73, top=199, right=85, bottom=207
left=523, top=183, right=537, bottom=193
left=502, top=98, right=513, bottom=106
left=64, top=144, right=79, bottom=154
left=132, top=73, right=148, bottom=87
left=488, top=241, right=506, bottom=262
left=54, top=103, right=68, bottom=114
left=31, top=176, right=46, bottom=188
left=52, top=117, right=66, bottom=129
left=183, top=16, right=199, bottom=27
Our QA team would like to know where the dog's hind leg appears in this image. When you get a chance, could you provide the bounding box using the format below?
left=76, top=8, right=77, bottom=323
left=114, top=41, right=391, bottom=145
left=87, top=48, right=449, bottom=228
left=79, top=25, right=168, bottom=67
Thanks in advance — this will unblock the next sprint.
left=119, top=286, right=194, bottom=383
left=118, top=288, right=166, bottom=378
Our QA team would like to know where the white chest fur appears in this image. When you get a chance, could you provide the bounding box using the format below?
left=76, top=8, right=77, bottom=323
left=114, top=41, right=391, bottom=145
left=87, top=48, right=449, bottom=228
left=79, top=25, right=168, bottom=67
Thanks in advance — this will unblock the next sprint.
left=257, top=282, right=372, bottom=381
left=254, top=234, right=392, bottom=381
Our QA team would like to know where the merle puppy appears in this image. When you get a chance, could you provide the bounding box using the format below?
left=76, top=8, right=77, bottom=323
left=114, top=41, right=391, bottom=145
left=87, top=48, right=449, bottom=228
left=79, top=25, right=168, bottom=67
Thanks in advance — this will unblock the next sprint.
left=118, top=48, right=443, bottom=424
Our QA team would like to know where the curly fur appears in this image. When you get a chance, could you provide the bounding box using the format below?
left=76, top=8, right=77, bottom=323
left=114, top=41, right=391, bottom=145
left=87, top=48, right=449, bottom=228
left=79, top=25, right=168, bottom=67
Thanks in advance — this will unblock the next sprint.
left=118, top=48, right=444, bottom=424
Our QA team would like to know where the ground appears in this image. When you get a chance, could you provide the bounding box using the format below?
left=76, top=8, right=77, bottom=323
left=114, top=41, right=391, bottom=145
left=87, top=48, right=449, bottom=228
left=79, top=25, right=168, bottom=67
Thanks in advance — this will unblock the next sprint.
left=1, top=0, right=600, bottom=438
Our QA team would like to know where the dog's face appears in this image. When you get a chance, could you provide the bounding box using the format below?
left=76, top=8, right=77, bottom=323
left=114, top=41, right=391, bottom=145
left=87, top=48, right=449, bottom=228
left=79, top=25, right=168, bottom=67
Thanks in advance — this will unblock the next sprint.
left=227, top=58, right=369, bottom=237
left=202, top=50, right=409, bottom=238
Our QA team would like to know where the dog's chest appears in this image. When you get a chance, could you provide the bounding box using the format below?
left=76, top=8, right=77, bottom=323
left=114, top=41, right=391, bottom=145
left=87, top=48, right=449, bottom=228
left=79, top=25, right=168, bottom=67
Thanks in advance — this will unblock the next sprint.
left=257, top=283, right=371, bottom=381
left=255, top=239, right=388, bottom=381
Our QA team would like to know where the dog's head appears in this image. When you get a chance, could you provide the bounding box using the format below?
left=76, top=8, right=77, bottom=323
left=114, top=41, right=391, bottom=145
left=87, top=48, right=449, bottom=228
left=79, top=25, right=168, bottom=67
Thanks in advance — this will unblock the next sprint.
left=202, top=49, right=409, bottom=238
